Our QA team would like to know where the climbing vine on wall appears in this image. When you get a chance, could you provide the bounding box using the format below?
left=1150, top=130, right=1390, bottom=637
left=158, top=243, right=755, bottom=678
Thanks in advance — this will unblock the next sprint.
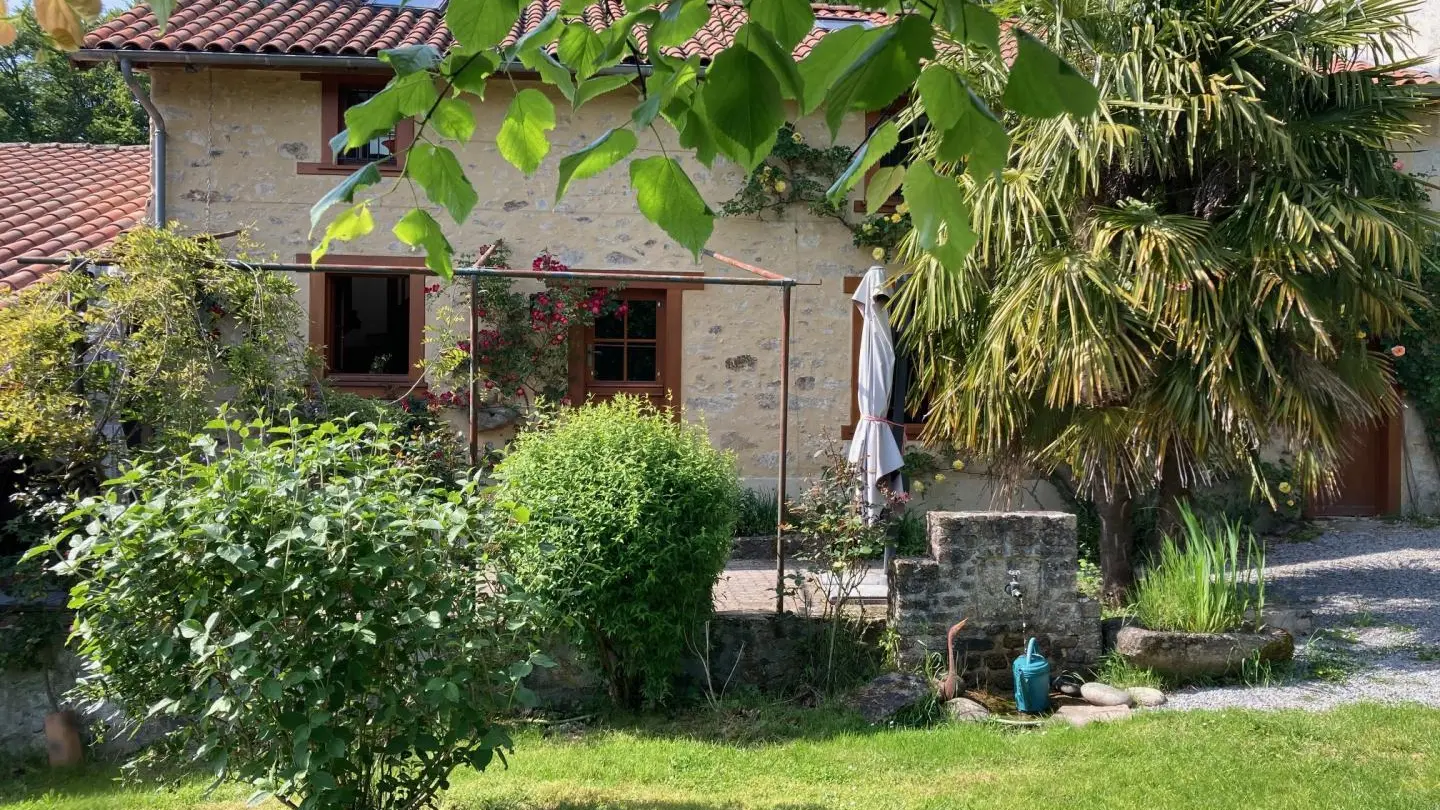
left=421, top=240, right=622, bottom=414
left=721, top=124, right=909, bottom=262
left=1393, top=250, right=1440, bottom=457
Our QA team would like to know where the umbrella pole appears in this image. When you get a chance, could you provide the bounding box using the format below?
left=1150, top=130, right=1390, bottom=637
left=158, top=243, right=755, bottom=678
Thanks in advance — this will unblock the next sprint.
left=775, top=284, right=793, bottom=616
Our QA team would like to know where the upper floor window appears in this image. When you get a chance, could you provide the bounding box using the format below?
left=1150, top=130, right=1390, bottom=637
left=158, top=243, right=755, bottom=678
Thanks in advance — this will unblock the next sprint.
left=297, top=76, right=414, bottom=177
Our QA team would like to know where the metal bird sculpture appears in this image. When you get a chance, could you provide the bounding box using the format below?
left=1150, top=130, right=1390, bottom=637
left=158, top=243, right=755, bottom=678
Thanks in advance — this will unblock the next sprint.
left=937, top=618, right=969, bottom=701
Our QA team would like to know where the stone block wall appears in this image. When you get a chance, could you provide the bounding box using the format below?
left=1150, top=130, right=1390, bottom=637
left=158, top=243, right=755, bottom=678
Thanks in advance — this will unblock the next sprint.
left=891, top=511, right=1100, bottom=688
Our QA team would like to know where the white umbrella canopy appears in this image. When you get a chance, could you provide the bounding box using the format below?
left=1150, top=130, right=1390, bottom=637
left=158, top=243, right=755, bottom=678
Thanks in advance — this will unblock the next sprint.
left=847, top=265, right=905, bottom=523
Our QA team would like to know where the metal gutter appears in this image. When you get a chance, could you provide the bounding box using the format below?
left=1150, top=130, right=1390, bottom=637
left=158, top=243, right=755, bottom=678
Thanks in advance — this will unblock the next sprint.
left=119, top=59, right=166, bottom=225
left=73, top=48, right=657, bottom=76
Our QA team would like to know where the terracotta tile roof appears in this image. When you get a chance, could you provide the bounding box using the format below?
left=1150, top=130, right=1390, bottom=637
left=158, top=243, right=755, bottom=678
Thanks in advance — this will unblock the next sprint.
left=1338, top=60, right=1439, bottom=85
left=0, top=144, right=151, bottom=294
left=85, top=0, right=891, bottom=60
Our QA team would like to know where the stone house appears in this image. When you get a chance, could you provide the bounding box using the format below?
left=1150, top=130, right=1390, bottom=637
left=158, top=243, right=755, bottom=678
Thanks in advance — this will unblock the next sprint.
left=70, top=0, right=1440, bottom=515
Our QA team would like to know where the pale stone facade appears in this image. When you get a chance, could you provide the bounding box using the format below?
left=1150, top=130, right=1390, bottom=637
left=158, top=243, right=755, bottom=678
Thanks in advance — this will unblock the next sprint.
left=147, top=65, right=1064, bottom=507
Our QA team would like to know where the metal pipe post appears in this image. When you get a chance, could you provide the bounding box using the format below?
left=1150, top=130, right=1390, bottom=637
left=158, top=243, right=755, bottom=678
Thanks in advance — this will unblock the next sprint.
left=468, top=272, right=481, bottom=468
left=775, top=284, right=793, bottom=615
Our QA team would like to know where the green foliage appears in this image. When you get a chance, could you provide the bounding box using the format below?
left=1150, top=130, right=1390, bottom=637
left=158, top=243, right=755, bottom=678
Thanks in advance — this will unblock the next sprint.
left=720, top=124, right=851, bottom=221
left=494, top=396, right=739, bottom=707
left=1092, top=652, right=1165, bottom=690
left=1130, top=506, right=1265, bottom=634
left=0, top=226, right=310, bottom=476
left=304, top=388, right=468, bottom=478
left=1393, top=250, right=1440, bottom=461
left=733, top=487, right=779, bottom=537
left=27, top=416, right=544, bottom=810
left=893, top=0, right=1437, bottom=598
left=0, top=9, right=146, bottom=144
left=310, top=0, right=1099, bottom=275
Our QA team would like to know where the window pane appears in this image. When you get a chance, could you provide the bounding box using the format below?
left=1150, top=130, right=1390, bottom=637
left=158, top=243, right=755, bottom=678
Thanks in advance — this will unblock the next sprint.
left=329, top=275, right=409, bottom=375
left=593, top=344, right=625, bottom=381
left=627, top=345, right=657, bottom=382
left=338, top=88, right=395, bottom=165
left=594, top=311, right=624, bottom=339
left=626, top=300, right=658, bottom=339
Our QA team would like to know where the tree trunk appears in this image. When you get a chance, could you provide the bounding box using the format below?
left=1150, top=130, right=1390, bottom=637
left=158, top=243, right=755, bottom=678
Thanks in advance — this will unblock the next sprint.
left=1094, top=479, right=1136, bottom=606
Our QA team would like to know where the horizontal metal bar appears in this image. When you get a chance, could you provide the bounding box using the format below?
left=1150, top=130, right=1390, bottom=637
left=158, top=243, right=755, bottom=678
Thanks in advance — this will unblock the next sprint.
left=71, top=49, right=659, bottom=77
left=15, top=256, right=811, bottom=287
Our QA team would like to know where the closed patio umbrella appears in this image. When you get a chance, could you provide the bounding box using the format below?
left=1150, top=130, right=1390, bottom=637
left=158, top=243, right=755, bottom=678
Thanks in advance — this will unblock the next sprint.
left=847, top=265, right=905, bottom=523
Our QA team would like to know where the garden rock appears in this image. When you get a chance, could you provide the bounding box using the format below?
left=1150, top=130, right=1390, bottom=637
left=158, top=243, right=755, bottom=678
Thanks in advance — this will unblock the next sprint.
left=1056, top=704, right=1133, bottom=727
left=1080, top=682, right=1132, bottom=707
left=1127, top=687, right=1167, bottom=708
left=1114, top=626, right=1294, bottom=681
left=945, top=697, right=991, bottom=722
left=848, top=673, right=930, bottom=723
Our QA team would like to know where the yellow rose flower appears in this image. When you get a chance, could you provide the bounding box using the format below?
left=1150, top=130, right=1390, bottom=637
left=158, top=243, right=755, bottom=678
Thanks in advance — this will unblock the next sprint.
left=1278, top=482, right=1292, bottom=494
left=1357, top=330, right=1368, bottom=340
left=889, top=213, right=902, bottom=223
left=951, top=459, right=966, bottom=471
left=934, top=473, right=947, bottom=483
left=872, top=247, right=886, bottom=261
left=896, top=202, right=910, bottom=215
left=912, top=481, right=926, bottom=494
left=1286, top=499, right=1296, bottom=508
left=791, top=131, right=804, bottom=144
left=774, top=180, right=788, bottom=193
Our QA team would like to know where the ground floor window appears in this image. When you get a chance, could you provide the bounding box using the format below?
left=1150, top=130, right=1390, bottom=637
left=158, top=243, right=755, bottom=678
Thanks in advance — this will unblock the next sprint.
left=304, top=254, right=427, bottom=393
left=567, top=281, right=696, bottom=407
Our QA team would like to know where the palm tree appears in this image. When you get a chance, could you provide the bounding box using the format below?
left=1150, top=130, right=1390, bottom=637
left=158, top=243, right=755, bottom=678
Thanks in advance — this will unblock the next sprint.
left=891, top=0, right=1438, bottom=601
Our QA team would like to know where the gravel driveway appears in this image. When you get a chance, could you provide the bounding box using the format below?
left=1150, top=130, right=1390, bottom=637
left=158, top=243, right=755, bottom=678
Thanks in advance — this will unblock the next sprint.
left=1166, top=518, right=1440, bottom=710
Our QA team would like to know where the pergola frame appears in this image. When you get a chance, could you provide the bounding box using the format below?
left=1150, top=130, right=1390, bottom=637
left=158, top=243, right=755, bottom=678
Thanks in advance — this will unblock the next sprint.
left=22, top=249, right=812, bottom=615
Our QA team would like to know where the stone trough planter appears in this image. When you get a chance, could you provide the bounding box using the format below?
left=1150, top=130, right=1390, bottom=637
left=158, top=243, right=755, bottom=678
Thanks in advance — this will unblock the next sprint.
left=1113, top=624, right=1294, bottom=681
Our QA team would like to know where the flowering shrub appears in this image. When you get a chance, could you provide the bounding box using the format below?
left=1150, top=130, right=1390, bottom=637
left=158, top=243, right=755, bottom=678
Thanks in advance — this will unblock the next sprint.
left=421, top=242, right=620, bottom=411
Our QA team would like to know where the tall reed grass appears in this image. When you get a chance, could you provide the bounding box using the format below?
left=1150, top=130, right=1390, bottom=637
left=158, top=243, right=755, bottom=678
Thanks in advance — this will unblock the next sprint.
left=1131, top=505, right=1265, bottom=633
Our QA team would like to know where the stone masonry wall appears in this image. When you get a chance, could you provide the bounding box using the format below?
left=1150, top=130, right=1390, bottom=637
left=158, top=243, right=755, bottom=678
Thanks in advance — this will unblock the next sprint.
left=891, top=511, right=1100, bottom=688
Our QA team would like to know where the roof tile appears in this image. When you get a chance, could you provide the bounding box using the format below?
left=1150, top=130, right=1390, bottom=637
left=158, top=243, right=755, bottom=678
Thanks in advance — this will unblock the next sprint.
left=84, top=0, right=892, bottom=60
left=0, top=143, right=150, bottom=293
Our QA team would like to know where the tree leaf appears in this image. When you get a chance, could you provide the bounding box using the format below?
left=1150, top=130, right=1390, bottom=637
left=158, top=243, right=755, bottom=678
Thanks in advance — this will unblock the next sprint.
left=824, top=15, right=935, bottom=137
left=826, top=120, right=898, bottom=204
left=394, top=209, right=455, bottom=279
left=738, top=23, right=804, bottom=101
left=631, top=92, right=663, bottom=130
left=630, top=156, right=714, bottom=260
left=343, top=72, right=437, bottom=149
left=1002, top=30, right=1100, bottom=119
left=600, top=9, right=659, bottom=62
left=748, top=0, right=814, bottom=52
left=313, top=203, right=374, bottom=262
left=556, top=128, right=638, bottom=201
left=517, top=44, right=576, bottom=102
left=406, top=144, right=478, bottom=223
left=446, top=0, right=521, bottom=50
left=147, top=0, right=175, bottom=29
left=497, top=88, right=557, bottom=175
left=444, top=47, right=498, bottom=97
left=431, top=97, right=477, bottom=142
left=309, top=162, right=381, bottom=232
left=797, top=24, right=875, bottom=115
left=379, top=44, right=442, bottom=76
left=917, top=64, right=966, bottom=131
left=574, top=74, right=635, bottom=109
left=558, top=23, right=608, bottom=79
left=700, top=46, right=785, bottom=172
left=35, top=0, right=82, bottom=50
left=937, top=89, right=1008, bottom=180
left=260, top=679, right=283, bottom=702
left=939, top=0, right=1000, bottom=52
left=650, top=0, right=710, bottom=49
left=903, top=160, right=976, bottom=268
left=865, top=165, right=905, bottom=212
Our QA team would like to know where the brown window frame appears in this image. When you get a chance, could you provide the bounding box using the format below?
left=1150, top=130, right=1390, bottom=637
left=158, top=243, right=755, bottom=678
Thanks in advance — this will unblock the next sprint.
left=297, top=74, right=415, bottom=177
left=840, top=274, right=927, bottom=440
left=302, top=253, right=428, bottom=396
left=567, top=277, right=699, bottom=407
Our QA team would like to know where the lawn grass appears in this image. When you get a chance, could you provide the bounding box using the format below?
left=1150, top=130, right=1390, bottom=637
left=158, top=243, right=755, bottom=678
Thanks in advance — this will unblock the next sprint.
left=3, top=703, right=1439, bottom=810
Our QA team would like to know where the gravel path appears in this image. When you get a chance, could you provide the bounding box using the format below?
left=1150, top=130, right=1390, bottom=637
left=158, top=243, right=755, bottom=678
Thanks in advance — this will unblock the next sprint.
left=1165, top=518, right=1440, bottom=711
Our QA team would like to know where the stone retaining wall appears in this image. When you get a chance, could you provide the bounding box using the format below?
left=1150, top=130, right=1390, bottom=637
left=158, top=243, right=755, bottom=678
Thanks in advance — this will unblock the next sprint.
left=891, top=511, right=1101, bottom=688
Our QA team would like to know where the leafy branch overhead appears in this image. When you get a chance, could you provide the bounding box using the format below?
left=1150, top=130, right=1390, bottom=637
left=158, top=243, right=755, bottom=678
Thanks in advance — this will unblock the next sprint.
left=27, top=0, right=1099, bottom=277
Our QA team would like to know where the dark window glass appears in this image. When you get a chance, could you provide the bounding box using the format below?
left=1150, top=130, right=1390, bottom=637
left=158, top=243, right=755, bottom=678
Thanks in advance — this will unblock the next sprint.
left=626, top=300, right=658, bottom=339
left=328, top=275, right=410, bottom=375
left=593, top=344, right=625, bottom=381
left=589, top=296, right=661, bottom=384
left=627, top=346, right=657, bottom=381
left=337, top=88, right=396, bottom=165
left=889, top=347, right=930, bottom=424
left=594, top=311, right=625, bottom=339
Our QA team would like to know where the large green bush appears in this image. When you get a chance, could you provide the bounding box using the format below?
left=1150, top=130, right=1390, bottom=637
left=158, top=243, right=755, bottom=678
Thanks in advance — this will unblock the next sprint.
left=494, top=397, right=739, bottom=707
left=28, top=416, right=544, bottom=810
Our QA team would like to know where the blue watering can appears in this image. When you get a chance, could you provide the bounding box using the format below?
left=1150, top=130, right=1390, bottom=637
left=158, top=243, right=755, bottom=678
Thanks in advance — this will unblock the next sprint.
left=1012, top=638, right=1050, bottom=714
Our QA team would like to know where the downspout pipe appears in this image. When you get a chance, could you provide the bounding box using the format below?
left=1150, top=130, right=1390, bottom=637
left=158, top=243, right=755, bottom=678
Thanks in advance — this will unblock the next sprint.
left=119, top=59, right=166, bottom=225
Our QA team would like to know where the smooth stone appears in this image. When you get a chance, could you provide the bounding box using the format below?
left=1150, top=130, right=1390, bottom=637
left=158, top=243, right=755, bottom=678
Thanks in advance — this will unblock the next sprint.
left=1058, top=681, right=1082, bottom=697
left=945, top=697, right=991, bottom=722
left=1080, top=682, right=1133, bottom=707
left=1114, top=625, right=1294, bottom=681
left=1056, top=704, right=1133, bottom=727
left=1128, top=686, right=1167, bottom=707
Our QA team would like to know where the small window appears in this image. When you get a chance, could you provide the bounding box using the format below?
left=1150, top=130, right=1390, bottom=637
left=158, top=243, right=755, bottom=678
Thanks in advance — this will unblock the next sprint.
left=298, top=78, right=415, bottom=176
left=568, top=282, right=696, bottom=409
left=327, top=274, right=411, bottom=375
left=816, top=17, right=874, bottom=31
left=335, top=88, right=396, bottom=166
left=591, top=298, right=660, bottom=383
